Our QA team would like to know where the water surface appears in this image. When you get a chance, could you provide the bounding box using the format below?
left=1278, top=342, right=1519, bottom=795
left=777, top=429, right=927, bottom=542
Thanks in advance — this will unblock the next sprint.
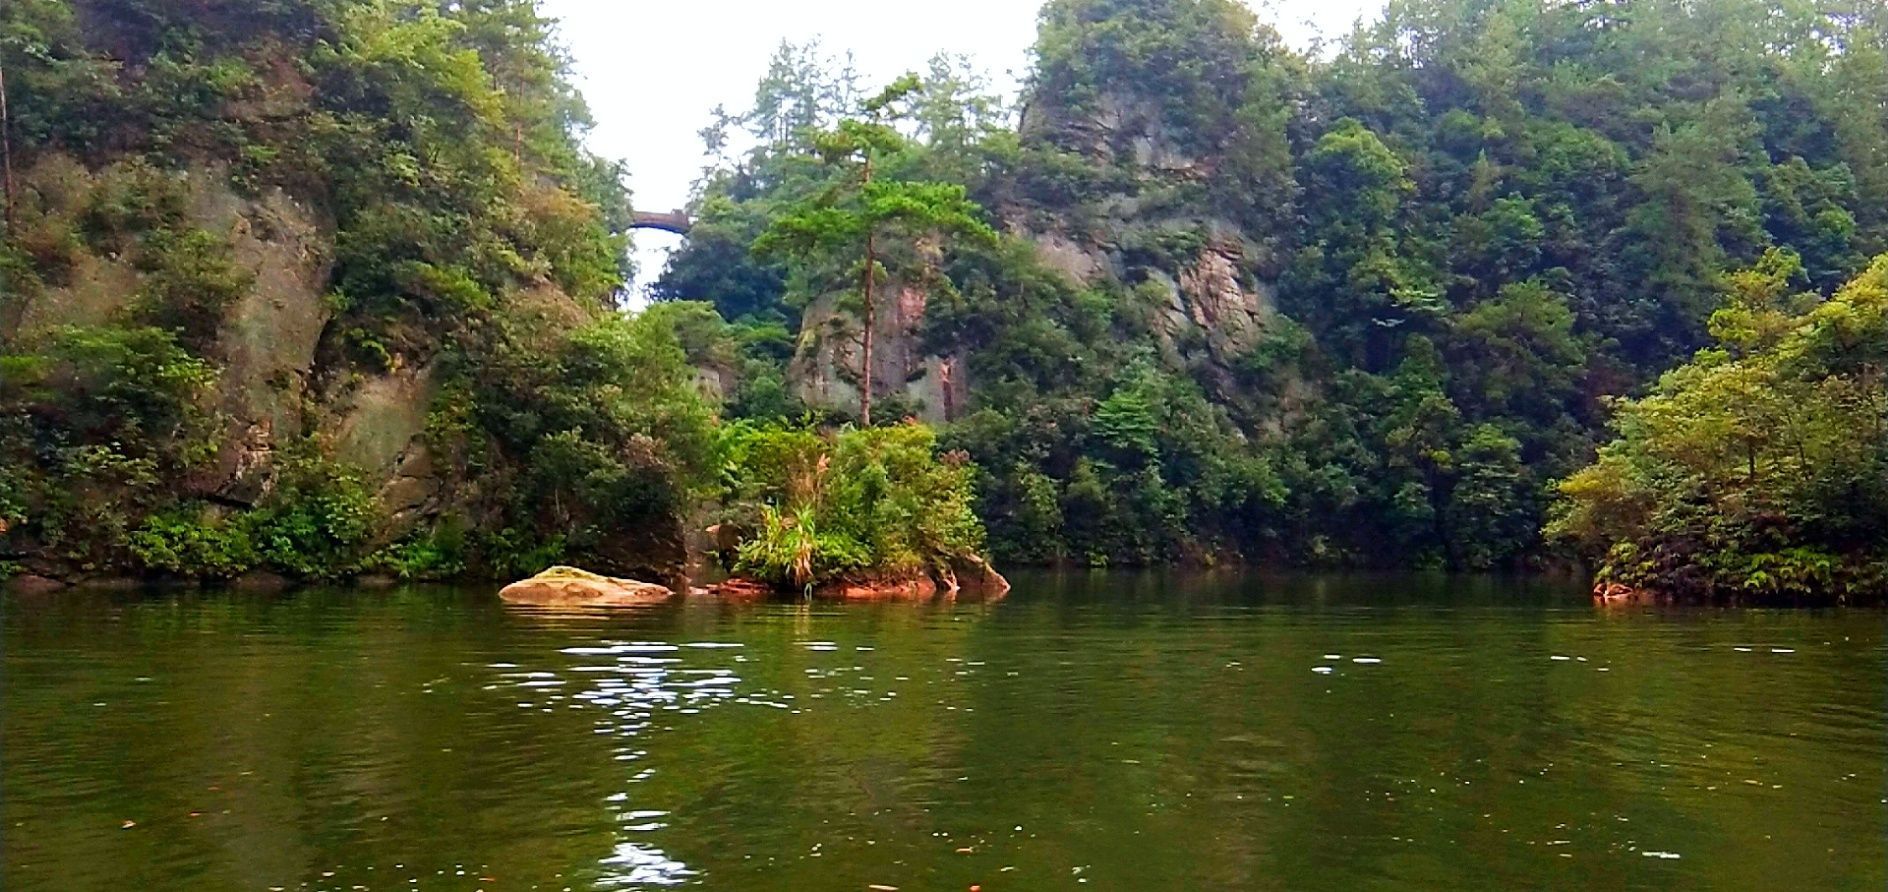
left=5, top=572, right=1883, bottom=890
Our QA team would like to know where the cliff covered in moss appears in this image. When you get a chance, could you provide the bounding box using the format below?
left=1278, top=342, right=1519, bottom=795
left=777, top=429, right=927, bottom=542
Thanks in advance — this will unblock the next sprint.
left=1, top=0, right=708, bottom=585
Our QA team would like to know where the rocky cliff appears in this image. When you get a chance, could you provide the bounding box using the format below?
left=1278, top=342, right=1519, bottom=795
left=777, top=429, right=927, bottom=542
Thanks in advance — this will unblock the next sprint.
left=783, top=84, right=1301, bottom=428
left=789, top=276, right=972, bottom=426
left=4, top=154, right=451, bottom=525
left=0, top=0, right=695, bottom=586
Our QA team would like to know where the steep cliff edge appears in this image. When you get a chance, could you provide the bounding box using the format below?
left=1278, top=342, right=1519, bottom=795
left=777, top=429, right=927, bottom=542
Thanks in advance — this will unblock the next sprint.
left=0, top=146, right=682, bottom=584
left=999, top=16, right=1304, bottom=423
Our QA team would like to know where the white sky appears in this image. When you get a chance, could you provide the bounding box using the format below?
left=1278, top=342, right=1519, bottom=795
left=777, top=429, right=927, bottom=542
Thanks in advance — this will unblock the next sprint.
left=537, top=0, right=1383, bottom=287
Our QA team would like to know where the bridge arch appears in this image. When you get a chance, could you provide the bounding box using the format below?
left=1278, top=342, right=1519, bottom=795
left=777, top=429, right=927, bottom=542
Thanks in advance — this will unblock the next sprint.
left=631, top=209, right=691, bottom=235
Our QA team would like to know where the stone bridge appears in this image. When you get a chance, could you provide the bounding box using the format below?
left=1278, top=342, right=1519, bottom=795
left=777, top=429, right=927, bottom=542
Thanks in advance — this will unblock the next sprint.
left=631, top=209, right=691, bottom=235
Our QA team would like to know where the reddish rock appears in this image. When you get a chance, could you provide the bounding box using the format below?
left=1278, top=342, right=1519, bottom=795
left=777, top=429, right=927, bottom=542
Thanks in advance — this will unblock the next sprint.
left=1593, top=582, right=1645, bottom=606
left=822, top=576, right=938, bottom=601
left=696, top=555, right=1009, bottom=603
left=704, top=578, right=774, bottom=600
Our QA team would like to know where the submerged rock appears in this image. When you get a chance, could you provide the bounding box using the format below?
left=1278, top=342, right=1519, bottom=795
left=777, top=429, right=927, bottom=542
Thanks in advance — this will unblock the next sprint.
left=231, top=571, right=291, bottom=593
left=1593, top=582, right=1649, bottom=606
left=499, top=566, right=674, bottom=607
left=701, top=553, right=1010, bottom=603
left=4, top=574, right=69, bottom=596
left=822, top=575, right=940, bottom=602
left=827, top=558, right=1011, bottom=602
left=701, top=578, right=774, bottom=600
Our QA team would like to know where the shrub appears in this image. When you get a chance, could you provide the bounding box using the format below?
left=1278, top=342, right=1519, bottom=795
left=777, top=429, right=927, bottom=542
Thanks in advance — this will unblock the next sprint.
left=735, top=504, right=870, bottom=590
left=246, top=450, right=378, bottom=579
left=133, top=227, right=254, bottom=351
left=128, top=506, right=259, bottom=579
left=720, top=421, right=987, bottom=588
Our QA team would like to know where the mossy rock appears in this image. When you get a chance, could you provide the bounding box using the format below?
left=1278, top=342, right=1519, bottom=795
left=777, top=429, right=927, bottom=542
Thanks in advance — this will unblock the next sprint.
left=497, top=566, right=675, bottom=607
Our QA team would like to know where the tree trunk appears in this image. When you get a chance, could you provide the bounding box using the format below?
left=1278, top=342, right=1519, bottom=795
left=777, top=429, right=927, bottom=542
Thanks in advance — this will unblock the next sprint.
left=1, top=62, right=14, bottom=231
left=859, top=153, right=875, bottom=427
left=862, top=231, right=876, bottom=427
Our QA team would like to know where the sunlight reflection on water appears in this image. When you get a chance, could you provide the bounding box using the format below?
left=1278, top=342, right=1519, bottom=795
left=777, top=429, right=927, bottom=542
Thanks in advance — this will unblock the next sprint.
left=506, top=637, right=765, bottom=887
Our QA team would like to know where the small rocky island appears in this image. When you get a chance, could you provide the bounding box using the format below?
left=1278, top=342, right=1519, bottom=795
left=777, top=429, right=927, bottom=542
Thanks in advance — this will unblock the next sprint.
left=497, top=566, right=676, bottom=607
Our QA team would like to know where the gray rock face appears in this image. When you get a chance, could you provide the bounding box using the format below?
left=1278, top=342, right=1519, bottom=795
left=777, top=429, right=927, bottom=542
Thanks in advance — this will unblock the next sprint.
left=1018, top=79, right=1305, bottom=419
left=7, top=154, right=454, bottom=528
left=789, top=277, right=971, bottom=426
left=196, top=174, right=333, bottom=503
left=6, top=155, right=147, bottom=338
left=1024, top=221, right=1284, bottom=408
left=780, top=74, right=1307, bottom=433
left=7, top=156, right=343, bottom=507
left=327, top=361, right=442, bottom=529
left=1029, top=229, right=1107, bottom=282
left=194, top=170, right=335, bottom=506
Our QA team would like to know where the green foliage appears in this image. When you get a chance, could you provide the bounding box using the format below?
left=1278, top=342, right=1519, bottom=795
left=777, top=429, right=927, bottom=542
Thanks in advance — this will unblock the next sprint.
left=751, top=74, right=999, bottom=425
left=0, top=325, right=222, bottom=572
left=1, top=326, right=217, bottom=452
left=1285, top=117, right=1441, bottom=370
left=1551, top=255, right=1888, bottom=601
left=123, top=451, right=380, bottom=581
left=650, top=195, right=791, bottom=326
left=12, top=0, right=1888, bottom=587
left=655, top=40, right=877, bottom=324
left=0, top=322, right=388, bottom=580
left=456, top=309, right=720, bottom=575
left=719, top=422, right=986, bottom=589
left=369, top=529, right=470, bottom=582
left=1446, top=425, right=1536, bottom=571
left=1028, top=0, right=1302, bottom=231
left=736, top=504, right=871, bottom=592
left=307, top=0, right=634, bottom=344
left=4, top=0, right=635, bottom=336
left=1450, top=281, right=1587, bottom=423
left=77, top=160, right=190, bottom=249
left=246, top=451, right=378, bottom=579
left=127, top=506, right=259, bottom=579
left=943, top=356, right=1285, bottom=567
left=132, top=228, right=255, bottom=351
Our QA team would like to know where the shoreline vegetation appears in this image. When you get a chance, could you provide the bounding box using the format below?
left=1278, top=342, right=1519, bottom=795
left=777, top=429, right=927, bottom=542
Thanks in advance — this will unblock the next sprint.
left=2, top=0, right=1885, bottom=604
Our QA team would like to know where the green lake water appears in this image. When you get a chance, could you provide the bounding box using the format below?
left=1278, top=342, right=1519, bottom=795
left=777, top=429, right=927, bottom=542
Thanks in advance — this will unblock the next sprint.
left=3, top=572, right=1883, bottom=890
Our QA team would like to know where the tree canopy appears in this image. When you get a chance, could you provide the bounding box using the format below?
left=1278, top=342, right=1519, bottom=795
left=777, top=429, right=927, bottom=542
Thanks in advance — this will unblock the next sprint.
left=1551, top=251, right=1888, bottom=601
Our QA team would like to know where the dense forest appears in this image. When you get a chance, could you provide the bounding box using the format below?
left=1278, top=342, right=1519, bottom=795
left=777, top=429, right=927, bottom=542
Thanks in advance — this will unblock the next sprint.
left=2, top=0, right=1885, bottom=600
left=661, top=0, right=1888, bottom=595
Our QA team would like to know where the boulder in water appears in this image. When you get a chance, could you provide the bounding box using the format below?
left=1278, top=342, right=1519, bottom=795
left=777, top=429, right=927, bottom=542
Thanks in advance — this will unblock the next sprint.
left=499, top=566, right=674, bottom=607
left=951, top=555, right=1011, bottom=597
